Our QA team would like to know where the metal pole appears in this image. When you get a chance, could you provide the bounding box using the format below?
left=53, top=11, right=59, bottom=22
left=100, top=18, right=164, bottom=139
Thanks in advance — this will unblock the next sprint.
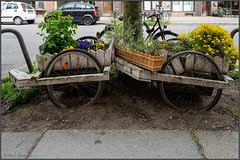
left=1, top=28, right=34, bottom=73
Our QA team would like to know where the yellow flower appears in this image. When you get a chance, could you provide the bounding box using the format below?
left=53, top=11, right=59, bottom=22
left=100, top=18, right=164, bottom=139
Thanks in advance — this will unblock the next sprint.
left=44, top=14, right=48, bottom=17
left=62, top=46, right=74, bottom=51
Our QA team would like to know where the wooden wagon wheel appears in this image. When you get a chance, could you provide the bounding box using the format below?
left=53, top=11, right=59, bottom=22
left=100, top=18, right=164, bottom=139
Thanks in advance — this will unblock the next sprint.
left=44, top=49, right=105, bottom=108
left=158, top=50, right=223, bottom=111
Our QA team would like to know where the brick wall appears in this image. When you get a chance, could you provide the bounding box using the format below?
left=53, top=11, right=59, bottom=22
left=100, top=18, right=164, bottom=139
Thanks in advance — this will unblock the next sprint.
left=35, top=1, right=56, bottom=17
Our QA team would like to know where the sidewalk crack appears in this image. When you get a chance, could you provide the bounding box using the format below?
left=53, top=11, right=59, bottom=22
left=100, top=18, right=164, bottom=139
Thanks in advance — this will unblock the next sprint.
left=189, top=130, right=206, bottom=159
left=25, top=128, right=48, bottom=159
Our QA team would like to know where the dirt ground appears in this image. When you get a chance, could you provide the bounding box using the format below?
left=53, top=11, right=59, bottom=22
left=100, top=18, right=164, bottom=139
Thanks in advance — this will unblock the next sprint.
left=1, top=73, right=239, bottom=132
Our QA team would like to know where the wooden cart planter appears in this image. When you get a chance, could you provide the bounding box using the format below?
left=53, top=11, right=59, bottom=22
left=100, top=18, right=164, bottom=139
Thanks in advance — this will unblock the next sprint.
left=8, top=37, right=233, bottom=111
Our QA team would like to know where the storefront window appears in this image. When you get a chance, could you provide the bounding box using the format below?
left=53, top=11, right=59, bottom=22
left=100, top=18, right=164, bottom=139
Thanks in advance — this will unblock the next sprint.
left=172, top=1, right=194, bottom=12
left=144, top=1, right=151, bottom=10
left=173, top=1, right=182, bottom=11
left=162, top=1, right=171, bottom=10
left=152, top=1, right=159, bottom=10
left=184, top=1, right=193, bottom=11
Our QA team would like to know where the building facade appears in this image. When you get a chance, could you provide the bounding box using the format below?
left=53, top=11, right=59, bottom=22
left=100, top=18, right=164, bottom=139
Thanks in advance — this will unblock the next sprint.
left=27, top=1, right=238, bottom=17
left=95, top=1, right=205, bottom=17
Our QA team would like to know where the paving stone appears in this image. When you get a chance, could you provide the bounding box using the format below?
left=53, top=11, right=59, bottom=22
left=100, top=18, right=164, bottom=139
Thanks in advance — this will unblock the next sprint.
left=194, top=131, right=239, bottom=159
left=1, top=132, right=43, bottom=159
left=29, top=130, right=201, bottom=159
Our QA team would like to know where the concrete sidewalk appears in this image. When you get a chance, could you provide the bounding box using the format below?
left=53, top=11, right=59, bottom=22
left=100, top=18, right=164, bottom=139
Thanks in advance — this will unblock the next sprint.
left=1, top=130, right=239, bottom=159
left=35, top=16, right=239, bottom=24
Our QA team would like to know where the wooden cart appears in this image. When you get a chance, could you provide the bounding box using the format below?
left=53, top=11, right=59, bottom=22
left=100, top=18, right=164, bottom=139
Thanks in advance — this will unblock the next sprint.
left=9, top=41, right=233, bottom=111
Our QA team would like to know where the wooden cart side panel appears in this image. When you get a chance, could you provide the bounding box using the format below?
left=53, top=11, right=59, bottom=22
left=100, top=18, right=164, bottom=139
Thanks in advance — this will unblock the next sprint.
left=9, top=67, right=110, bottom=89
left=70, top=54, right=79, bottom=69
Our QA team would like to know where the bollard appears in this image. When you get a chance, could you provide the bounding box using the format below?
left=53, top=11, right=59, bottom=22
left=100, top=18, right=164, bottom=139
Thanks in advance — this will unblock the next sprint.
left=1, top=28, right=34, bottom=73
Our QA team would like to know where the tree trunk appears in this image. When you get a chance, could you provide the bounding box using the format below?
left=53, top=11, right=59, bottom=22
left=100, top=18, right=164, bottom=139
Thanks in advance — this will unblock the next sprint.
left=123, top=1, right=142, bottom=40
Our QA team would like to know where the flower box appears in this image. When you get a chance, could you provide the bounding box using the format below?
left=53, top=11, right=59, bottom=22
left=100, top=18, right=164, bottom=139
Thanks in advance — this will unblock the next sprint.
left=185, top=54, right=229, bottom=74
left=115, top=45, right=164, bottom=71
left=36, top=42, right=113, bottom=72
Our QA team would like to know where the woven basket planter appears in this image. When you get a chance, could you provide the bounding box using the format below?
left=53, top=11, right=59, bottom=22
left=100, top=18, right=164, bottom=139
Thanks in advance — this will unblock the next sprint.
left=115, top=46, right=164, bottom=71
left=36, top=43, right=113, bottom=72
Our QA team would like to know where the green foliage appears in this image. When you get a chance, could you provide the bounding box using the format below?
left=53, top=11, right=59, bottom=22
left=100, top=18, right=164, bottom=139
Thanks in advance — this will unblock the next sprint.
left=1, top=61, right=44, bottom=110
left=227, top=70, right=239, bottom=81
left=38, top=10, right=78, bottom=55
left=106, top=18, right=162, bottom=56
left=145, top=20, right=170, bottom=26
left=26, top=61, right=39, bottom=74
left=110, top=62, right=117, bottom=74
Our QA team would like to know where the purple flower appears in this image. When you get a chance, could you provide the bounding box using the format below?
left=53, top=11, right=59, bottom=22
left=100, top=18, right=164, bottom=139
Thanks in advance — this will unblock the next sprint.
left=76, top=41, right=91, bottom=50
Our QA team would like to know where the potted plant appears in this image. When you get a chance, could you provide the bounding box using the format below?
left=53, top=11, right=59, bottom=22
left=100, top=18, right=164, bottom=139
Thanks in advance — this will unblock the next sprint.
left=106, top=20, right=164, bottom=71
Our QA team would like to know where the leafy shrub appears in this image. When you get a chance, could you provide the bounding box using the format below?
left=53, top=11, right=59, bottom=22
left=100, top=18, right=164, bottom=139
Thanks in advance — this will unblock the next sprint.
left=38, top=10, right=78, bottom=55
left=1, top=61, right=44, bottom=110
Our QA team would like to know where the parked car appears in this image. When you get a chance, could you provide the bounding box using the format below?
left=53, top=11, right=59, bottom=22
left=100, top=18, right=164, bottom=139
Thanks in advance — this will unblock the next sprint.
left=44, top=2, right=100, bottom=25
left=1, top=1, right=36, bottom=25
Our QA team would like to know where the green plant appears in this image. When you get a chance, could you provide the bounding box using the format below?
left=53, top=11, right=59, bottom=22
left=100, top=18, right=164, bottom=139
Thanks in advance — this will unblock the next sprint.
left=38, top=10, right=78, bottom=55
left=227, top=70, right=239, bottom=81
left=106, top=18, right=162, bottom=56
left=1, top=61, right=44, bottom=110
left=144, top=20, right=170, bottom=26
left=26, top=61, right=38, bottom=74
left=110, top=62, right=117, bottom=74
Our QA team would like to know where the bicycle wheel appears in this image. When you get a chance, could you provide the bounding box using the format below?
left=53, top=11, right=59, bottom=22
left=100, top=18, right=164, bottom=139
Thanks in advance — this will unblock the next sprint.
left=158, top=50, right=223, bottom=111
left=230, top=28, right=239, bottom=39
left=45, top=49, right=105, bottom=108
left=76, top=36, right=98, bottom=44
left=153, top=31, right=179, bottom=42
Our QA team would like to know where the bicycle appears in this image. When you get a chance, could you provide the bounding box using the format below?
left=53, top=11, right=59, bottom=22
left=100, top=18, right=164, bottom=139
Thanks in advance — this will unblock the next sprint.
left=78, top=6, right=178, bottom=44
left=143, top=5, right=178, bottom=41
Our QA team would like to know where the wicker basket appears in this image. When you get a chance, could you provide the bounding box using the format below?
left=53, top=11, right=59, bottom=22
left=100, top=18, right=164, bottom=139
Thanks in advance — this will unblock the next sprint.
left=115, top=45, right=164, bottom=71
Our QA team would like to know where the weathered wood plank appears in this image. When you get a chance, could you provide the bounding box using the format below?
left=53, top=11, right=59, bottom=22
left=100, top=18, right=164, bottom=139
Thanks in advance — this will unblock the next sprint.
left=115, top=58, right=151, bottom=82
left=221, top=58, right=229, bottom=74
left=159, top=49, right=168, bottom=64
left=78, top=54, right=88, bottom=68
left=152, top=73, right=228, bottom=89
left=104, top=49, right=111, bottom=66
left=171, top=57, right=184, bottom=75
left=203, top=55, right=213, bottom=73
left=164, top=65, right=174, bottom=74
left=36, top=54, right=44, bottom=72
left=9, top=67, right=110, bottom=89
left=61, top=54, right=70, bottom=70
left=96, top=50, right=105, bottom=66
left=194, top=55, right=205, bottom=71
left=213, top=56, right=222, bottom=73
left=185, top=54, right=194, bottom=71
left=43, top=53, right=52, bottom=71
left=88, top=50, right=95, bottom=67
left=70, top=54, right=79, bottom=69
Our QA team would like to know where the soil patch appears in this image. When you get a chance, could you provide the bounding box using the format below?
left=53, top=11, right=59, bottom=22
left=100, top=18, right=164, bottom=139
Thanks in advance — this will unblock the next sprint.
left=1, top=74, right=239, bottom=132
